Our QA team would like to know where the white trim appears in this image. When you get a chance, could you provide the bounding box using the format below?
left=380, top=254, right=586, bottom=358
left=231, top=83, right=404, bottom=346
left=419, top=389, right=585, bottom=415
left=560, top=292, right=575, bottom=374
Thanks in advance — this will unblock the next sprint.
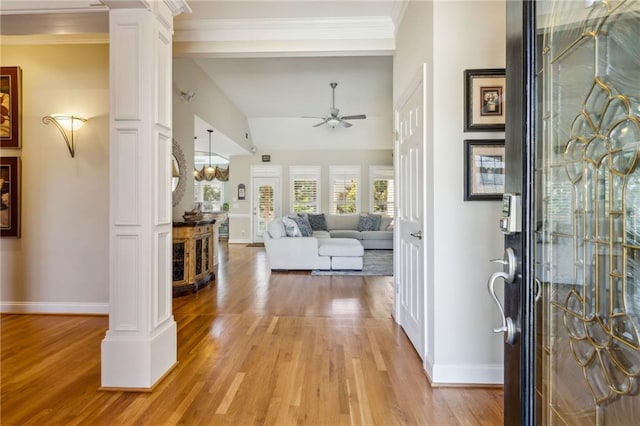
left=428, top=362, right=504, bottom=386
left=174, top=16, right=394, bottom=42
left=228, top=238, right=251, bottom=244
left=1, top=301, right=109, bottom=315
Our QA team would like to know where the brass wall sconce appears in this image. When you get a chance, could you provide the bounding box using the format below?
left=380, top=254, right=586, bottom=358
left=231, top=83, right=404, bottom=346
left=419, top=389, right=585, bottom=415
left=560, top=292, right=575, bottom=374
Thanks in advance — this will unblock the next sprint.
left=42, top=114, right=87, bottom=158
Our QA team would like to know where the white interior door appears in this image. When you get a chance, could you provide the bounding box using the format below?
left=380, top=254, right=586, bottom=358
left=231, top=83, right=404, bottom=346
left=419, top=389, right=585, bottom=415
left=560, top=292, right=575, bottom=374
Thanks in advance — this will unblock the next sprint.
left=252, top=175, right=280, bottom=243
left=394, top=66, right=426, bottom=358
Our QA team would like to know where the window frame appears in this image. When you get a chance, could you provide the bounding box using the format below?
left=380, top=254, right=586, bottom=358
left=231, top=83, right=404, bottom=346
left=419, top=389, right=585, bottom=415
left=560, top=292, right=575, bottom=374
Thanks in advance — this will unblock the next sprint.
left=369, top=165, right=394, bottom=217
left=329, top=165, right=361, bottom=215
left=289, top=165, right=321, bottom=214
left=194, top=179, right=225, bottom=212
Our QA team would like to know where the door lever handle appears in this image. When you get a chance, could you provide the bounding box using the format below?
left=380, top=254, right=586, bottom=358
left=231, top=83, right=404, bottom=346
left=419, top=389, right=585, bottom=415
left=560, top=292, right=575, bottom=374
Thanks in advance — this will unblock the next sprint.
left=410, top=231, right=423, bottom=240
left=487, top=271, right=517, bottom=344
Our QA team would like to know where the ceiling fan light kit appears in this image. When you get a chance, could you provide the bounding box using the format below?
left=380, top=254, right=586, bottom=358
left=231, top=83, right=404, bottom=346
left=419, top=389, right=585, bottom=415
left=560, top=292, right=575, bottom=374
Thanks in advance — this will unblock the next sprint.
left=304, top=82, right=367, bottom=128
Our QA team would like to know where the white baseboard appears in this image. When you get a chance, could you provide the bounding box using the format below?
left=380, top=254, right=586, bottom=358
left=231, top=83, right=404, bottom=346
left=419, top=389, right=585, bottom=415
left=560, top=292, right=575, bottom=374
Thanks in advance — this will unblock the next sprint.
left=228, top=238, right=251, bottom=244
left=0, top=301, right=109, bottom=315
left=426, top=359, right=503, bottom=386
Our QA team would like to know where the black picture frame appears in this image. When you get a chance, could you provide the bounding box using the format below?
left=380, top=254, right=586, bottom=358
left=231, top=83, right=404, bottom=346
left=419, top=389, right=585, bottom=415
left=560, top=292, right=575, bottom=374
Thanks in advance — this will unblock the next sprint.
left=464, top=139, right=505, bottom=201
left=464, top=69, right=506, bottom=131
left=0, top=156, right=21, bottom=237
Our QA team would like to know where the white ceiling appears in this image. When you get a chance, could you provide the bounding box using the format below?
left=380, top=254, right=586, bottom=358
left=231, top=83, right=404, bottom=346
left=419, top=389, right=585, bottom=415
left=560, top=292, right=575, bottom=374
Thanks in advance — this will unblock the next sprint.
left=0, top=0, right=402, bottom=155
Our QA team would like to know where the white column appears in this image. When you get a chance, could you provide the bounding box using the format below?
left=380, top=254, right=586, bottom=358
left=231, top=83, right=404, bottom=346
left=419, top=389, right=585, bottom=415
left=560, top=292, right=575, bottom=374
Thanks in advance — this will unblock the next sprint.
left=101, top=0, right=189, bottom=390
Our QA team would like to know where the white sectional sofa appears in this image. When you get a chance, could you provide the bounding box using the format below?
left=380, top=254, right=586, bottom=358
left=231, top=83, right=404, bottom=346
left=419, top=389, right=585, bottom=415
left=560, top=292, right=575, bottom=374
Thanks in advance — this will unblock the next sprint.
left=263, top=213, right=393, bottom=271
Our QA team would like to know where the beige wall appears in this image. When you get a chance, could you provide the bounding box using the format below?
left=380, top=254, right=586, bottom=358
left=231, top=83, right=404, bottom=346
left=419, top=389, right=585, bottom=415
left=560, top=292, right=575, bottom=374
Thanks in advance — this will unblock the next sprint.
left=227, top=149, right=392, bottom=243
left=172, top=58, right=252, bottom=219
left=394, top=0, right=506, bottom=384
left=1, top=44, right=110, bottom=312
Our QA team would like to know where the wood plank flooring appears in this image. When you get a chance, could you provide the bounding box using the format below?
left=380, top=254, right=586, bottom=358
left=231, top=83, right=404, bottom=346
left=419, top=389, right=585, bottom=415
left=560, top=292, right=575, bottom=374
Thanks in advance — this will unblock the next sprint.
left=1, top=243, right=503, bottom=425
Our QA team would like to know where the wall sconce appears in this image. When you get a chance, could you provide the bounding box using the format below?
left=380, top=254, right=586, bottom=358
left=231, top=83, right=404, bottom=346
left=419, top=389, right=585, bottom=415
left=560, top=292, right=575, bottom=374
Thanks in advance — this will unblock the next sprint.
left=42, top=114, right=87, bottom=158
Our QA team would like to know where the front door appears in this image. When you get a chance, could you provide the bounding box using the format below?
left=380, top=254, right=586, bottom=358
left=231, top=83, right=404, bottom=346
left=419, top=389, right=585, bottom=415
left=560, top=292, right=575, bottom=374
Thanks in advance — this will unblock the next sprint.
left=252, top=176, right=280, bottom=244
left=394, top=65, right=427, bottom=358
left=505, top=0, right=640, bottom=423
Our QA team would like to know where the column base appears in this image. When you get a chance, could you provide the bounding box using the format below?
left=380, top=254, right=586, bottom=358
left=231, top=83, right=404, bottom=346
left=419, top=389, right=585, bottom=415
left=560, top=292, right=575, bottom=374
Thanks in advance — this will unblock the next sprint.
left=101, top=319, right=177, bottom=389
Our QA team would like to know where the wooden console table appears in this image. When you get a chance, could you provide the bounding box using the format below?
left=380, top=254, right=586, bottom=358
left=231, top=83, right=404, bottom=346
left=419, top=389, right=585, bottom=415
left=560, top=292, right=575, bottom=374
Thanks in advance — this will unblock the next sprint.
left=172, top=212, right=227, bottom=297
left=172, top=220, right=215, bottom=296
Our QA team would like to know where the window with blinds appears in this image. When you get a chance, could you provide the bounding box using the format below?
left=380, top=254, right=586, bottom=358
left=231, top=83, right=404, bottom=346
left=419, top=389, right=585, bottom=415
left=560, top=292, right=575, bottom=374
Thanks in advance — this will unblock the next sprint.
left=330, top=165, right=360, bottom=215
left=370, top=166, right=394, bottom=216
left=290, top=166, right=320, bottom=213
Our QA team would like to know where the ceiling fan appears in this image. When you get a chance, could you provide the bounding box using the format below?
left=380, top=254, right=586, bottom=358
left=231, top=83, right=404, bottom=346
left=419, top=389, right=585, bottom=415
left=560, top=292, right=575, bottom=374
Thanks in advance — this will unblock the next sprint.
left=303, top=82, right=366, bottom=128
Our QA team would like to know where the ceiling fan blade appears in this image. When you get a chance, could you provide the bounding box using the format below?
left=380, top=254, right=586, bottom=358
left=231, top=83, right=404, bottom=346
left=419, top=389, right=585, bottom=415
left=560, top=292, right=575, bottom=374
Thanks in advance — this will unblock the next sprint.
left=302, top=116, right=325, bottom=119
left=340, top=120, right=353, bottom=128
left=312, top=118, right=330, bottom=127
left=340, top=114, right=367, bottom=120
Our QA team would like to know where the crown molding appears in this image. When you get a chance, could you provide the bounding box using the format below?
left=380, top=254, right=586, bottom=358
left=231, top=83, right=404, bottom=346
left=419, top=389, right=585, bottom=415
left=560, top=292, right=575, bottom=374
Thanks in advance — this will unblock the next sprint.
left=175, top=16, right=395, bottom=43
left=0, top=33, right=109, bottom=45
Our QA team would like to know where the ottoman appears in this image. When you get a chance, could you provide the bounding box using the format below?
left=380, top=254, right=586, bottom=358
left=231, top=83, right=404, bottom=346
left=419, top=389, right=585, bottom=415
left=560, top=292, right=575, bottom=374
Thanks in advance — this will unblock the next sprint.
left=318, top=238, right=364, bottom=270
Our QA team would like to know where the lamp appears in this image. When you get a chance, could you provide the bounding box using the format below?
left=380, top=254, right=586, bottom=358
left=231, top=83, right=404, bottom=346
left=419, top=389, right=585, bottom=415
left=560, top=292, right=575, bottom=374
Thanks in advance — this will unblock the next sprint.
left=200, top=129, right=216, bottom=181
left=327, top=118, right=340, bottom=128
left=42, top=114, right=87, bottom=158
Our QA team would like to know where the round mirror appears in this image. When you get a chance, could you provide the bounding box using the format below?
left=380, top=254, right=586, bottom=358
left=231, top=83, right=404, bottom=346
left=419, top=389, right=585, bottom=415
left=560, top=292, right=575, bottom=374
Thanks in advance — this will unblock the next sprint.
left=172, top=139, right=187, bottom=207
left=171, top=154, right=180, bottom=192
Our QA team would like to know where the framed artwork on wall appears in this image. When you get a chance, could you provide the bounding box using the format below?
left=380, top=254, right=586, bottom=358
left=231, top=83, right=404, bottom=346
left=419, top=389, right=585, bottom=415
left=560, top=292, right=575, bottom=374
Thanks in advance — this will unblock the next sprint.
left=464, top=69, right=506, bottom=131
left=1, top=66, right=22, bottom=148
left=464, top=139, right=505, bottom=201
left=0, top=156, right=21, bottom=237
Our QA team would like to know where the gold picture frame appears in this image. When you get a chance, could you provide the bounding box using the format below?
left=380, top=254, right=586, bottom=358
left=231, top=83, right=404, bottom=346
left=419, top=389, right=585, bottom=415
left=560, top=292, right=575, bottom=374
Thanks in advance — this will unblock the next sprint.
left=1, top=66, right=22, bottom=148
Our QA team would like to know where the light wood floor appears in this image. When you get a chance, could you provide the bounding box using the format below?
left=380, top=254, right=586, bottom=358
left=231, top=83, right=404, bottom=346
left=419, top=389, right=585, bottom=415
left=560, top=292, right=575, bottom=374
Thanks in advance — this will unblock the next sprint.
left=1, top=243, right=503, bottom=425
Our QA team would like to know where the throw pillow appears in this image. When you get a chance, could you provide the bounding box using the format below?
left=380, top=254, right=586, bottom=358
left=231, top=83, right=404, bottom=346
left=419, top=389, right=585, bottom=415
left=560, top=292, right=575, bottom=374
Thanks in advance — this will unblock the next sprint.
left=369, top=214, right=382, bottom=231
left=379, top=215, right=393, bottom=231
left=282, top=216, right=302, bottom=237
left=307, top=213, right=328, bottom=231
left=357, top=214, right=379, bottom=231
left=289, top=215, right=313, bottom=237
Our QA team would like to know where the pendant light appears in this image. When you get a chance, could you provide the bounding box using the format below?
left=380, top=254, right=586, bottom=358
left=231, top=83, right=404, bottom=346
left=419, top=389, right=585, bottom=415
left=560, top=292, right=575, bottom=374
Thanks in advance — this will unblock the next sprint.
left=201, top=129, right=216, bottom=181
left=193, top=136, right=203, bottom=181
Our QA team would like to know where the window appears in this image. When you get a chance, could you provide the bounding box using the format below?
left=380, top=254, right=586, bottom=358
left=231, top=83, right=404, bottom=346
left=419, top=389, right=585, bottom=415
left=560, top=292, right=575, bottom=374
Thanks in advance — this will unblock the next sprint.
left=330, top=165, right=360, bottom=214
left=194, top=180, right=224, bottom=211
left=370, top=166, right=394, bottom=216
left=290, top=166, right=320, bottom=213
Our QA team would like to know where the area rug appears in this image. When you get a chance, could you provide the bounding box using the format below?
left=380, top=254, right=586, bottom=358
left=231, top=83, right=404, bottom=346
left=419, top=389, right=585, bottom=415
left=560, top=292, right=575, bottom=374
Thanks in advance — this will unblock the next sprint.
left=312, top=250, right=393, bottom=276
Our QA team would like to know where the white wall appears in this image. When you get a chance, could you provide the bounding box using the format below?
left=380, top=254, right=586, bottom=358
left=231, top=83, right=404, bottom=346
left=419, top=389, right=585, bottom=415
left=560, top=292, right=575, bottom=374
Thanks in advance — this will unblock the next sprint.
left=227, top=149, right=392, bottom=243
left=1, top=44, right=110, bottom=313
left=395, top=0, right=506, bottom=385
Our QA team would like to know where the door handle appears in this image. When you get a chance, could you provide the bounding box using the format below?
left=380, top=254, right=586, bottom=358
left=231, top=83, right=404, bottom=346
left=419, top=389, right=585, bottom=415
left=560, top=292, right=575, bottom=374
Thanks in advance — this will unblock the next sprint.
left=487, top=271, right=517, bottom=344
left=410, top=231, right=423, bottom=240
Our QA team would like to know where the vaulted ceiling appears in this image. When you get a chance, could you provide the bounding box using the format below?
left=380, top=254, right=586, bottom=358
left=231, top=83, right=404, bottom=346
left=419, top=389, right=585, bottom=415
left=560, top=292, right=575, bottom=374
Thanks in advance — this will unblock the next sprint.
left=1, top=0, right=405, bottom=155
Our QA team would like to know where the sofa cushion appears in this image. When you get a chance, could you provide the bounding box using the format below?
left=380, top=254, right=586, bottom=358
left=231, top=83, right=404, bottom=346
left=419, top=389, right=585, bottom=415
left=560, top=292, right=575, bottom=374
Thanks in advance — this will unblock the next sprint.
left=318, top=238, right=364, bottom=257
left=330, top=230, right=363, bottom=240
left=357, top=214, right=380, bottom=231
left=313, top=230, right=331, bottom=239
left=267, top=219, right=286, bottom=239
left=307, top=213, right=328, bottom=231
left=361, top=230, right=393, bottom=240
left=289, top=215, right=313, bottom=237
left=282, top=216, right=302, bottom=237
left=379, top=215, right=393, bottom=231
left=326, top=214, right=360, bottom=230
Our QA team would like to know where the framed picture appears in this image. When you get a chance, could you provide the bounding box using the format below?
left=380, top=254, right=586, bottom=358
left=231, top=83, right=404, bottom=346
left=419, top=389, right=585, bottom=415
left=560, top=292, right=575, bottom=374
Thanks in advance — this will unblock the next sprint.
left=0, top=156, right=21, bottom=237
left=464, top=139, right=505, bottom=201
left=1, top=66, right=22, bottom=148
left=464, top=69, right=505, bottom=131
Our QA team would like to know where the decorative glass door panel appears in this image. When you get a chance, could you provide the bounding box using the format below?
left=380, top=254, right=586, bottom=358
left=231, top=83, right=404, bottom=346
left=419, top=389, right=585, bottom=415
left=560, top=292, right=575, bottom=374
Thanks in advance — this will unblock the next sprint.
left=535, top=1, right=640, bottom=423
